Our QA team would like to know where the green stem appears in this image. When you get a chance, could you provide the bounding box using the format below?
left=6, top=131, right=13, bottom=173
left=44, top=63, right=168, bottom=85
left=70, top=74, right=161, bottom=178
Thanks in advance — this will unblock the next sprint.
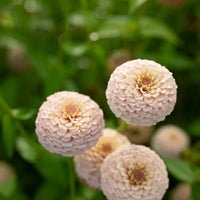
left=0, top=96, right=12, bottom=115
left=57, top=1, right=70, bottom=62
left=80, top=0, right=92, bottom=34
left=117, top=121, right=128, bottom=132
left=68, top=157, right=75, bottom=200
left=17, top=121, right=29, bottom=138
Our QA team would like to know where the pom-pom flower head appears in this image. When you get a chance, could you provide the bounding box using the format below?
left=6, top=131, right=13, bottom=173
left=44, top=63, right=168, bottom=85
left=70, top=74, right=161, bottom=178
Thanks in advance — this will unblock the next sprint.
left=121, top=121, right=154, bottom=144
left=35, top=91, right=105, bottom=157
left=151, top=125, right=190, bottom=157
left=101, top=145, right=169, bottom=200
left=106, top=59, right=177, bottom=126
left=74, top=128, right=130, bottom=190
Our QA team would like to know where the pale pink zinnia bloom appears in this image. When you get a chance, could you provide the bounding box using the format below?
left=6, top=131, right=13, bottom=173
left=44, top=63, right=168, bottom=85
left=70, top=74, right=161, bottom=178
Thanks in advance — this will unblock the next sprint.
left=74, top=128, right=130, bottom=190
left=35, top=91, right=105, bottom=157
left=106, top=59, right=177, bottom=126
left=151, top=125, right=190, bottom=157
left=171, top=183, right=192, bottom=200
left=120, top=121, right=154, bottom=144
left=101, top=145, right=169, bottom=200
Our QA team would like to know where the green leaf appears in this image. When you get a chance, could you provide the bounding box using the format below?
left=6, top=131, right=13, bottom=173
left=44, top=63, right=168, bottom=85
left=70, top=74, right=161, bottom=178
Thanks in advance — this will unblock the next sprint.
left=34, top=182, right=64, bottom=200
left=12, top=108, right=36, bottom=120
left=191, top=182, right=200, bottom=200
left=129, top=0, right=148, bottom=14
left=0, top=0, right=12, bottom=11
left=97, top=15, right=136, bottom=39
left=63, top=43, right=88, bottom=57
left=163, top=157, right=196, bottom=182
left=69, top=12, right=87, bottom=27
left=2, top=114, right=17, bottom=158
left=15, top=136, right=38, bottom=163
left=14, top=192, right=29, bottom=200
left=0, top=175, right=17, bottom=198
left=34, top=151, right=68, bottom=187
left=138, top=17, right=181, bottom=45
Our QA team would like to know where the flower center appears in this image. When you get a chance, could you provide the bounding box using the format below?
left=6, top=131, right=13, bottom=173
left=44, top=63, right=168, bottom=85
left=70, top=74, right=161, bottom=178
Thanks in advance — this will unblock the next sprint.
left=127, top=162, right=148, bottom=185
left=102, top=144, right=112, bottom=153
left=65, top=105, right=77, bottom=114
left=142, top=77, right=152, bottom=85
left=134, top=170, right=143, bottom=180
left=169, top=133, right=179, bottom=142
left=62, top=102, right=80, bottom=120
left=100, top=143, right=114, bottom=158
left=96, top=138, right=117, bottom=158
left=136, top=70, right=158, bottom=93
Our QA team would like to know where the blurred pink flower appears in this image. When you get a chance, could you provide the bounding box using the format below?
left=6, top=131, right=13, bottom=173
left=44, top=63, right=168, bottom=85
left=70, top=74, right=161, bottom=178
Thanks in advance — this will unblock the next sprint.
left=151, top=125, right=190, bottom=157
left=74, top=128, right=130, bottom=190
left=101, top=144, right=169, bottom=200
left=171, top=183, right=192, bottom=200
left=7, top=46, right=30, bottom=72
left=35, top=91, right=104, bottom=157
left=120, top=120, right=154, bottom=144
left=0, top=161, right=15, bottom=185
left=106, top=59, right=177, bottom=126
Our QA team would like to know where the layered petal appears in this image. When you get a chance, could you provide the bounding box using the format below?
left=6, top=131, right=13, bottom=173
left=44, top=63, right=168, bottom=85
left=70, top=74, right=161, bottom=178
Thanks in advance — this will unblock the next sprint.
left=35, top=91, right=105, bottom=157
left=106, top=59, right=177, bottom=126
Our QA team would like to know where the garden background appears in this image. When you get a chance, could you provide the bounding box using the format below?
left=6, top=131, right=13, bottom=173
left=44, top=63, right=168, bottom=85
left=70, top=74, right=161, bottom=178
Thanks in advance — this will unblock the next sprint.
left=0, top=0, right=200, bottom=199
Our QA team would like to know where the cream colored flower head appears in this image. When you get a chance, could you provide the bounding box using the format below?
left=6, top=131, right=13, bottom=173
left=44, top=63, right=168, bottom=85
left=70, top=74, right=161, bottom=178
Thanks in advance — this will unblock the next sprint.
left=151, top=125, right=190, bottom=157
left=171, top=183, right=192, bottom=200
left=106, top=59, right=177, bottom=126
left=35, top=91, right=105, bottom=157
left=121, top=121, right=154, bottom=144
left=74, top=128, right=130, bottom=190
left=101, top=144, right=169, bottom=200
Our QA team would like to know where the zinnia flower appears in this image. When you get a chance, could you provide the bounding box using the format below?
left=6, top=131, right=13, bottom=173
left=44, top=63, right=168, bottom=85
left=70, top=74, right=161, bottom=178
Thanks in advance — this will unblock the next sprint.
left=101, top=144, right=169, bottom=200
left=171, top=183, right=192, bottom=200
left=7, top=46, right=30, bottom=72
left=106, top=59, right=177, bottom=126
left=35, top=91, right=105, bottom=157
left=120, top=121, right=154, bottom=144
left=0, top=161, right=15, bottom=185
left=74, top=128, right=130, bottom=190
left=151, top=125, right=190, bottom=157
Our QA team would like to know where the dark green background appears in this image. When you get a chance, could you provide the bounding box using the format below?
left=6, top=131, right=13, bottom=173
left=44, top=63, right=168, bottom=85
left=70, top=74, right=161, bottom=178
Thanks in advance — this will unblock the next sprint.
left=0, top=0, right=200, bottom=199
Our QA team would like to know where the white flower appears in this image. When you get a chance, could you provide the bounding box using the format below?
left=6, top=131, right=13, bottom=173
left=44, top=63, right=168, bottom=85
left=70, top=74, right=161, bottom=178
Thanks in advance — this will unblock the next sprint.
left=151, top=125, right=190, bottom=157
left=35, top=91, right=104, bottom=157
left=106, top=59, right=177, bottom=126
left=74, top=128, right=130, bottom=190
left=101, top=144, right=169, bottom=200
left=171, top=183, right=192, bottom=200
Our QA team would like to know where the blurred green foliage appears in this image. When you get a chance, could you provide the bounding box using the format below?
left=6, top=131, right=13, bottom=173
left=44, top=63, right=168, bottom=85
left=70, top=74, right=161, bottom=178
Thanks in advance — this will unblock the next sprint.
left=0, top=0, right=200, bottom=199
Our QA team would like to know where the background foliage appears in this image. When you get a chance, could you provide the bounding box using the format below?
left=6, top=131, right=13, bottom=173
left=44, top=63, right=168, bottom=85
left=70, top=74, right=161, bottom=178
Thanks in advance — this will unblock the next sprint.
left=0, top=0, right=200, bottom=199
